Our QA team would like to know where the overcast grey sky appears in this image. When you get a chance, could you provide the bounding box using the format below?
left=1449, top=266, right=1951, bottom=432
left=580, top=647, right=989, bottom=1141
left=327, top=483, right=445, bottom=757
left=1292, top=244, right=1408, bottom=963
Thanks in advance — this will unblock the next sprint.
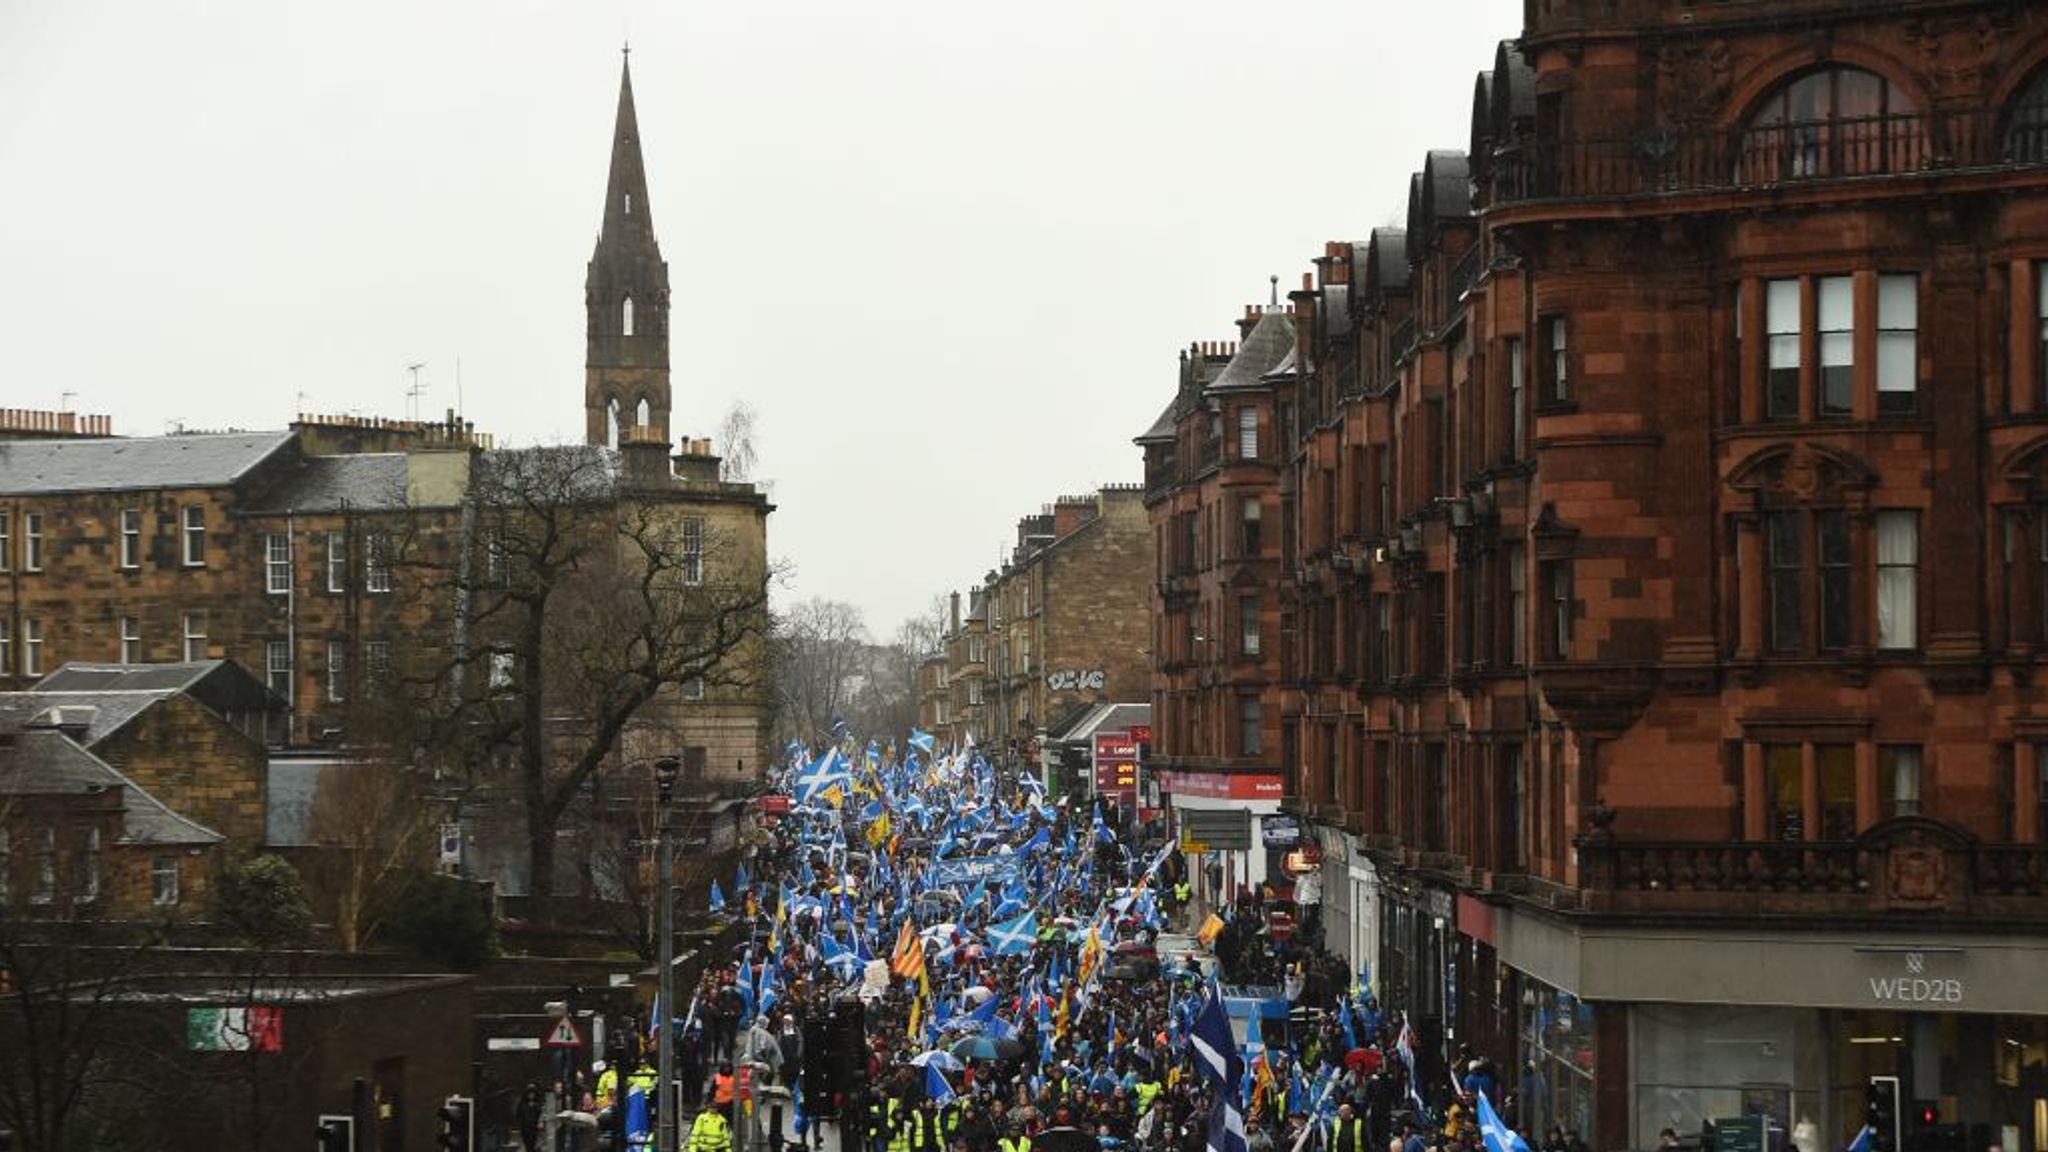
left=0, top=0, right=1520, bottom=635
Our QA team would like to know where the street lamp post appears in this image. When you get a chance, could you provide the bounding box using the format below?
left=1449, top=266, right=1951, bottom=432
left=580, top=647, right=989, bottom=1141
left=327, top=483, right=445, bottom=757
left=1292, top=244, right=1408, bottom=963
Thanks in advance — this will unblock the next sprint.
left=654, top=755, right=682, bottom=1152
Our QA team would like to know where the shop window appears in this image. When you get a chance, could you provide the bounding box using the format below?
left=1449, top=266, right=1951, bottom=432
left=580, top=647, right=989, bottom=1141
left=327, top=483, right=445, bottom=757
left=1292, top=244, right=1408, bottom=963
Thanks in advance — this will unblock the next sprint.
left=1880, top=746, right=1922, bottom=818
left=1875, top=511, right=1918, bottom=650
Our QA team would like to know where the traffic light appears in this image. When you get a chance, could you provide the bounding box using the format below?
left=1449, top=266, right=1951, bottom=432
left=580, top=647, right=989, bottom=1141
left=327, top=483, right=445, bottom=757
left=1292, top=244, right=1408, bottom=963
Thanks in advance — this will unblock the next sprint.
left=437, top=1096, right=474, bottom=1152
left=315, top=1116, right=354, bottom=1152
left=1865, top=1076, right=1899, bottom=1152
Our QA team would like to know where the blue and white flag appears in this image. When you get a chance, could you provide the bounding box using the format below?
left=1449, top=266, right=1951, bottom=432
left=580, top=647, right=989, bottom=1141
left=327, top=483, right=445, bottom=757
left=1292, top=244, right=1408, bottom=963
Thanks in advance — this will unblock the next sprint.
left=708, top=880, right=726, bottom=914
left=1844, top=1128, right=1875, bottom=1152
left=987, top=911, right=1038, bottom=956
left=909, top=729, right=936, bottom=756
left=1191, top=991, right=1240, bottom=1089
left=924, top=1062, right=956, bottom=1107
left=1207, top=1091, right=1249, bottom=1152
left=1476, top=1093, right=1531, bottom=1152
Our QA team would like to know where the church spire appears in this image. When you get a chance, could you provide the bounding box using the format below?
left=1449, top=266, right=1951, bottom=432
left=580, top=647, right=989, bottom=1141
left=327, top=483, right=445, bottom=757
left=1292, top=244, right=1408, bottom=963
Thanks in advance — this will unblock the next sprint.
left=586, top=49, right=671, bottom=448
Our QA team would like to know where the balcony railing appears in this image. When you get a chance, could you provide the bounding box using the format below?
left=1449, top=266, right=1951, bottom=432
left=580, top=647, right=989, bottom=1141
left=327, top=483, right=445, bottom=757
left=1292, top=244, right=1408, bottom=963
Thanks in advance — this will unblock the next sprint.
left=1577, top=819, right=2048, bottom=919
left=1487, top=107, right=2048, bottom=204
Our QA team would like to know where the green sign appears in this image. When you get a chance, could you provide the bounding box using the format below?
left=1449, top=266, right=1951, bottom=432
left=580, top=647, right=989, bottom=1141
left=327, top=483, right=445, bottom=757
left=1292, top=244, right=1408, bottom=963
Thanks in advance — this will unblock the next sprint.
left=1713, top=1116, right=1765, bottom=1152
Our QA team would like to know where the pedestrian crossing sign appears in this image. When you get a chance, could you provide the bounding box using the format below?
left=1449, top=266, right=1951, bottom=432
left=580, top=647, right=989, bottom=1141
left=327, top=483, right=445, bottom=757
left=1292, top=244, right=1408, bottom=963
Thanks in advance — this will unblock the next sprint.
left=543, top=1016, right=586, bottom=1049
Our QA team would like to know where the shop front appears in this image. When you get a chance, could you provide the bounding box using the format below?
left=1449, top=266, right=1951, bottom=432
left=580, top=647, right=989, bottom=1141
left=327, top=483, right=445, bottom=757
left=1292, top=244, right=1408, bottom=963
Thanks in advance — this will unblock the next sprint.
left=1378, top=873, right=1457, bottom=1082
left=1491, top=909, right=2048, bottom=1152
left=1161, top=771, right=1284, bottom=909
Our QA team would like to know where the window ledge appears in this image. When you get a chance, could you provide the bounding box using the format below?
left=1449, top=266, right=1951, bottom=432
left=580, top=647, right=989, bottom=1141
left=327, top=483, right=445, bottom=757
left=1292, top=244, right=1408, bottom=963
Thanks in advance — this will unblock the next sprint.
left=1534, top=399, right=1579, bottom=417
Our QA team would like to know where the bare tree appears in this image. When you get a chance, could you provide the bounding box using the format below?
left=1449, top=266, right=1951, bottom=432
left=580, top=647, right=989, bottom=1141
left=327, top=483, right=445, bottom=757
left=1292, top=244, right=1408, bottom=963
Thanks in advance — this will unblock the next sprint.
left=307, top=760, right=433, bottom=952
left=773, top=598, right=870, bottom=745
left=716, top=401, right=759, bottom=484
left=386, top=446, right=774, bottom=899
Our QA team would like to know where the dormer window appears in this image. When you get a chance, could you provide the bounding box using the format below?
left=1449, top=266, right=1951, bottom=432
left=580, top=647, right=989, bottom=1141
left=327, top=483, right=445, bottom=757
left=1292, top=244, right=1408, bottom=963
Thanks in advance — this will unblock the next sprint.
left=2007, top=70, right=2048, bottom=163
left=622, top=296, right=635, bottom=337
left=1739, top=66, right=1918, bottom=183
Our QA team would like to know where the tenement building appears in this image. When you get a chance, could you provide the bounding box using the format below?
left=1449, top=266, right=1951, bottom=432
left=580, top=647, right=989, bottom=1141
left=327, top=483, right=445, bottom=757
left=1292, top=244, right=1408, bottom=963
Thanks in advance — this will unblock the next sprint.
left=1147, top=2, right=2048, bottom=1147
left=1138, top=313, right=1297, bottom=899
left=932, top=487, right=1152, bottom=780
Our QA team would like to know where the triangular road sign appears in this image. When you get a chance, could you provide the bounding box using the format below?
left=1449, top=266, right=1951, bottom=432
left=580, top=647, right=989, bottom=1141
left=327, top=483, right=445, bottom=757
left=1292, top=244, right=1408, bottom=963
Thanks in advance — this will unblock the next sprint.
left=543, top=1016, right=585, bottom=1049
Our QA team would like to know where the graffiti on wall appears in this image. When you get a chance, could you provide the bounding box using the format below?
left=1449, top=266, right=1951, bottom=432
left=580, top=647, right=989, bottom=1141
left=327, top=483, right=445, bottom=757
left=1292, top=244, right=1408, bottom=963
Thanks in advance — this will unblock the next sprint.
left=1045, top=669, right=1106, bottom=691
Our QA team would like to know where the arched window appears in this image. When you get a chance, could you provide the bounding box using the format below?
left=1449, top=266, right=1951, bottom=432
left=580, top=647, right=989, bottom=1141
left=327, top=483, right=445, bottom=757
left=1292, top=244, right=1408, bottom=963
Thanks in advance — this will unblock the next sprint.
left=624, top=192, right=633, bottom=215
left=606, top=398, right=621, bottom=448
left=1739, top=66, right=1921, bottom=183
left=2007, top=69, right=2048, bottom=162
left=622, top=296, right=635, bottom=337
left=636, top=397, right=651, bottom=429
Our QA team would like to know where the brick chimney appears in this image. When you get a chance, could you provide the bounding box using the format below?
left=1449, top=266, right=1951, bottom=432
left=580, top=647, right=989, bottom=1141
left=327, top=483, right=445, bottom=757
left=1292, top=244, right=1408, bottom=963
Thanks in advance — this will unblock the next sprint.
left=1052, top=493, right=1098, bottom=538
left=619, top=425, right=672, bottom=483
left=672, top=436, right=722, bottom=483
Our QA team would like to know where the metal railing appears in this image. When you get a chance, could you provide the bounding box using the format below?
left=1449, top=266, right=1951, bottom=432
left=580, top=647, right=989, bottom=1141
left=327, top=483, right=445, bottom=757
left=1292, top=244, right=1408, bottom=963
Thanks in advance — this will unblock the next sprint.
left=1484, top=107, right=2045, bottom=203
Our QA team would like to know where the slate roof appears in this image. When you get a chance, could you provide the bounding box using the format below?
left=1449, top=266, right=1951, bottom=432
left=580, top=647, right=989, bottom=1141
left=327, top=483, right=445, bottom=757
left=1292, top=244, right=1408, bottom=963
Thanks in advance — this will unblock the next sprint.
left=0, top=730, right=223, bottom=846
left=244, top=453, right=410, bottom=513
left=0, top=431, right=294, bottom=495
left=1206, top=311, right=1298, bottom=392
left=1048, top=701, right=1151, bottom=744
left=1135, top=398, right=1178, bottom=445
left=9, top=661, right=284, bottom=746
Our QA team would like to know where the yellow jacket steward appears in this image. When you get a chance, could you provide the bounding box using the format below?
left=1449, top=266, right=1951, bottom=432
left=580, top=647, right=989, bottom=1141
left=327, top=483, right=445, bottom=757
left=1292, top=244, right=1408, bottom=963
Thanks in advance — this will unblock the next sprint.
left=690, top=1108, right=734, bottom=1152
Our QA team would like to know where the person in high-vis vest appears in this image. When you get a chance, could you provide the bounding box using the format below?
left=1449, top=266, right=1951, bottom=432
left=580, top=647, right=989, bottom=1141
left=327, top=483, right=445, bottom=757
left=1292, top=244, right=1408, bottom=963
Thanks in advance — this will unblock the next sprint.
left=689, top=1104, right=734, bottom=1152
left=911, top=1098, right=948, bottom=1152
left=1134, top=1075, right=1163, bottom=1114
left=999, top=1122, right=1032, bottom=1152
left=593, top=1061, right=618, bottom=1111
left=712, top=1060, right=737, bottom=1107
left=887, top=1094, right=914, bottom=1152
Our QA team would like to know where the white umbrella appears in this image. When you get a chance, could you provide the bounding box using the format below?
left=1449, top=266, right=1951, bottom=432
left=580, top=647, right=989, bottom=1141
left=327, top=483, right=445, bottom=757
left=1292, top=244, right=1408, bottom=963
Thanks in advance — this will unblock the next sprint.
left=911, top=1050, right=966, bottom=1072
left=961, top=985, right=994, bottom=1006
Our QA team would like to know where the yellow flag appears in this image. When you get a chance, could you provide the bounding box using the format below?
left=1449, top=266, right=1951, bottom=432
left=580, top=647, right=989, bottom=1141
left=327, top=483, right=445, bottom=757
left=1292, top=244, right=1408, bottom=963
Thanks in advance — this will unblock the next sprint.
left=1197, top=912, right=1225, bottom=947
left=907, top=992, right=923, bottom=1041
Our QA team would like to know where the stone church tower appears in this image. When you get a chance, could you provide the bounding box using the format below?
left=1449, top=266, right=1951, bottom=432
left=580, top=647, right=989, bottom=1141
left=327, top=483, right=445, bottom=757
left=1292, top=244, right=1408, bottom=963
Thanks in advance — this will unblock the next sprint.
left=585, top=53, right=670, bottom=448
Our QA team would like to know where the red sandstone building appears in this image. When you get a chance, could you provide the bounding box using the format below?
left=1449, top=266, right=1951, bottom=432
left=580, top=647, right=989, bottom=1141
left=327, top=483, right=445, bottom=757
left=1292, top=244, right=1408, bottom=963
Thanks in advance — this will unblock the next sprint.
left=1146, top=2, right=2048, bottom=1147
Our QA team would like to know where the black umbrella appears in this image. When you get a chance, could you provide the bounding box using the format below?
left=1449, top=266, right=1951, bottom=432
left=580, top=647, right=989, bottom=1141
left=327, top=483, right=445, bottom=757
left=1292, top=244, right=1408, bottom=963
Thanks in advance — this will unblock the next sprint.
left=1033, top=1128, right=1099, bottom=1152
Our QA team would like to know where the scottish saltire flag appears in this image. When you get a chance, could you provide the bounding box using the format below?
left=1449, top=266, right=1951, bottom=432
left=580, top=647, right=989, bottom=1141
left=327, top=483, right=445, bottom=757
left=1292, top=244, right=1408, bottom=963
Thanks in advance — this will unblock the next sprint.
left=1207, top=1091, right=1249, bottom=1152
left=794, top=749, right=851, bottom=806
left=708, top=880, right=726, bottom=914
left=923, top=1062, right=956, bottom=1107
left=1396, top=1019, right=1427, bottom=1114
left=1844, top=1128, right=1875, bottom=1152
left=909, top=729, right=936, bottom=756
left=1338, top=996, right=1358, bottom=1049
left=988, top=911, right=1038, bottom=956
left=1191, top=992, right=1239, bottom=1088
left=736, top=863, right=751, bottom=892
left=1477, top=1093, right=1532, bottom=1152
